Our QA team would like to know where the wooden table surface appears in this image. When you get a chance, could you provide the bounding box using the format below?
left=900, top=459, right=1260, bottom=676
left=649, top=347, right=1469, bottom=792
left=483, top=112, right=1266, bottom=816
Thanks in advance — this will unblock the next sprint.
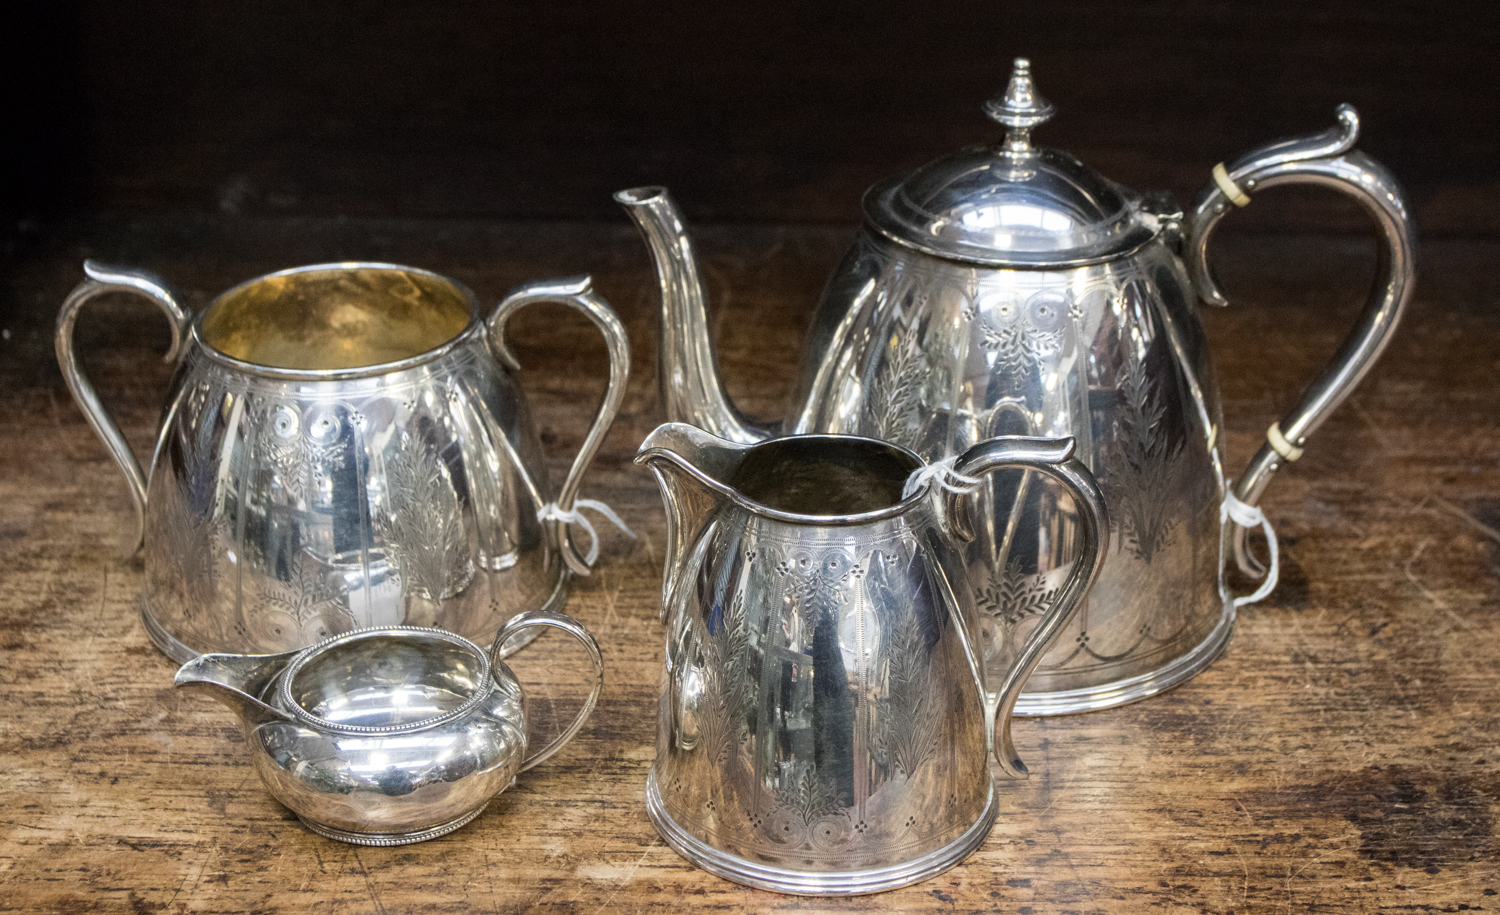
left=1, top=217, right=1497, bottom=913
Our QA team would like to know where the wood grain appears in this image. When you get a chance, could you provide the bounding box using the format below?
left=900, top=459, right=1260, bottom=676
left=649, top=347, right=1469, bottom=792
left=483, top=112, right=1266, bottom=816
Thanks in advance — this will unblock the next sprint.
left=1, top=217, right=1497, bottom=913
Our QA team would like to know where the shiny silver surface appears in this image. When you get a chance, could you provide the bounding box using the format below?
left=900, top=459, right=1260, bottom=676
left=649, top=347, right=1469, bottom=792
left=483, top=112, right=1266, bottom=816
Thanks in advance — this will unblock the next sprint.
left=861, top=59, right=1157, bottom=268
left=173, top=610, right=604, bottom=845
left=635, top=424, right=1106, bottom=894
left=1186, top=105, right=1417, bottom=577
left=619, top=58, right=1416, bottom=715
left=56, top=262, right=630, bottom=661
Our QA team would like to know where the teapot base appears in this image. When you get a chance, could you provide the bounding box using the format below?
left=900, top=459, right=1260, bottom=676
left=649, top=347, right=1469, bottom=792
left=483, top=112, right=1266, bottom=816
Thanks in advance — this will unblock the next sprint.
left=1012, top=599, right=1236, bottom=716
left=646, top=772, right=998, bottom=896
left=296, top=804, right=490, bottom=846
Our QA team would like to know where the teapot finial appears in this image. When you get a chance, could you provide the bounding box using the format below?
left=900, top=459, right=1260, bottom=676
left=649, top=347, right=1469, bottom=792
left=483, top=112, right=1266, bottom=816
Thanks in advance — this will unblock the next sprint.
left=984, top=57, right=1055, bottom=157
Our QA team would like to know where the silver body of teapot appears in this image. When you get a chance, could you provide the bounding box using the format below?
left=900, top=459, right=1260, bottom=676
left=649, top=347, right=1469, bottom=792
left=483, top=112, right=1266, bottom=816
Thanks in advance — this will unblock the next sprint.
left=57, top=262, right=628, bottom=660
left=619, top=59, right=1415, bottom=714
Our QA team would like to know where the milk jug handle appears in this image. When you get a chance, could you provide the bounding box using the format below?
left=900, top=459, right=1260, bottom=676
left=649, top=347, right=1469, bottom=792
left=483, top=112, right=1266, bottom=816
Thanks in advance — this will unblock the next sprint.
left=1185, top=105, right=1416, bottom=578
left=951, top=437, right=1109, bottom=778
left=488, top=276, right=632, bottom=577
left=488, top=609, right=605, bottom=773
left=55, top=262, right=193, bottom=553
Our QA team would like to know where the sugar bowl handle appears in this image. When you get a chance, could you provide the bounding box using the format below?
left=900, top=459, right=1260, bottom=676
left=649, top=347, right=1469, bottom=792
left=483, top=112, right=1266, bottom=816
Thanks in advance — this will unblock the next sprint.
left=950, top=436, right=1109, bottom=778
left=488, top=276, right=632, bottom=577
left=488, top=609, right=605, bottom=772
left=55, top=261, right=192, bottom=552
left=1186, top=106, right=1417, bottom=578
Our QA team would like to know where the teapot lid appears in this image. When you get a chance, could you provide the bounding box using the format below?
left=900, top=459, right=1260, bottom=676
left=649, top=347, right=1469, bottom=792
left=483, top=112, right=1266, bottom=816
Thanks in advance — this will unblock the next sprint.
left=864, top=59, right=1158, bottom=268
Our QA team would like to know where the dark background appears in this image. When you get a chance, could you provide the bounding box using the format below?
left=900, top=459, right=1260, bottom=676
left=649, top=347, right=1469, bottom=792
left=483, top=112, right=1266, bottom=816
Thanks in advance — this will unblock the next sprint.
left=7, top=1, right=1498, bottom=234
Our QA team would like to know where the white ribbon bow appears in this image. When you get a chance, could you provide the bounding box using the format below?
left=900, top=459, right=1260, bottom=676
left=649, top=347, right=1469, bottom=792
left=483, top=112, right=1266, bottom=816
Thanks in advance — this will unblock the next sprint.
left=1220, top=490, right=1280, bottom=608
left=539, top=498, right=636, bottom=568
left=902, top=456, right=984, bottom=499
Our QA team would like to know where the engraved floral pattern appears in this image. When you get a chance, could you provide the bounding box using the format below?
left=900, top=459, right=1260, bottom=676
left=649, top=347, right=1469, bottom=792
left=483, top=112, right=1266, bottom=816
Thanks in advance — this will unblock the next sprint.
left=1111, top=336, right=1184, bottom=563
left=145, top=463, right=220, bottom=630
left=975, top=559, right=1059, bottom=666
left=251, top=548, right=352, bottom=646
left=660, top=528, right=978, bottom=865
left=259, top=403, right=348, bottom=501
left=379, top=431, right=472, bottom=603
left=870, top=325, right=931, bottom=442
left=979, top=290, right=1069, bottom=375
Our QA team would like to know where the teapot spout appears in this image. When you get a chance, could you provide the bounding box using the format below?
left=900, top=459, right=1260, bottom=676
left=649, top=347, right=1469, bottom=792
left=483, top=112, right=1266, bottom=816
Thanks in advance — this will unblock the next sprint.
left=174, top=652, right=298, bottom=729
left=635, top=423, right=751, bottom=620
left=614, top=187, right=770, bottom=445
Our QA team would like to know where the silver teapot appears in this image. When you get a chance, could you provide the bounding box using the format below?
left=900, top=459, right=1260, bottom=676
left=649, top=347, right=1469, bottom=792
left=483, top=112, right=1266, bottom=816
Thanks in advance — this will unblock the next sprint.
left=57, top=262, right=629, bottom=660
left=174, top=609, right=603, bottom=845
left=635, top=423, right=1107, bottom=894
left=618, top=58, right=1415, bottom=714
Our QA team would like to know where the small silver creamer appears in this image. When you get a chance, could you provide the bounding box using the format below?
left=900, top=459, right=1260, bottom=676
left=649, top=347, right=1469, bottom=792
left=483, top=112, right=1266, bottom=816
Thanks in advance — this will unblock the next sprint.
left=174, top=610, right=603, bottom=845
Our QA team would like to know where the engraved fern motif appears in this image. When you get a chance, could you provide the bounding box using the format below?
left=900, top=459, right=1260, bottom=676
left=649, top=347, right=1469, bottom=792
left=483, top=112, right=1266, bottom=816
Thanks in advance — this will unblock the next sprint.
left=877, top=607, right=941, bottom=777
left=976, top=560, right=1058, bottom=662
left=258, top=549, right=348, bottom=640
left=380, top=432, right=471, bottom=602
left=774, top=761, right=844, bottom=824
left=694, top=592, right=751, bottom=765
left=1112, top=340, right=1184, bottom=563
left=147, top=467, right=219, bottom=623
left=870, top=329, right=930, bottom=443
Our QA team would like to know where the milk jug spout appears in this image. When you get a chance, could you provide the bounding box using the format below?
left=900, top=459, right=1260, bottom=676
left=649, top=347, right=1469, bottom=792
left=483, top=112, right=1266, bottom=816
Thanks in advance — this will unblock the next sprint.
left=634, top=422, right=753, bottom=618
left=173, top=652, right=297, bottom=729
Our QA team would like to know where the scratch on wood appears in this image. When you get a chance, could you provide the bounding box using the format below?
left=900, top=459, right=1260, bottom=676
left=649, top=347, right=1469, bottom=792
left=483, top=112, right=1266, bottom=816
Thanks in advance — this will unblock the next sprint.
left=1347, top=397, right=1394, bottom=451
left=1431, top=496, right=1500, bottom=545
left=351, top=847, right=390, bottom=915
left=1403, top=537, right=1448, bottom=611
left=588, top=836, right=659, bottom=915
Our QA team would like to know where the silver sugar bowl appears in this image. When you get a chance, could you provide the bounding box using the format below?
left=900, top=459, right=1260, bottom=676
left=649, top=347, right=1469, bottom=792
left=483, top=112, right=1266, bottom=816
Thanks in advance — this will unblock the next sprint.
left=174, top=609, right=603, bottom=845
left=56, top=261, right=629, bottom=661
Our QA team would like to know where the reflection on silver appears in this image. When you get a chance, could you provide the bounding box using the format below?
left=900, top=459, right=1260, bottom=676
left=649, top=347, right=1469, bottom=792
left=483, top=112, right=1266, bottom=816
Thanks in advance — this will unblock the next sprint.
left=173, top=610, right=604, bottom=845
left=56, top=263, right=630, bottom=661
left=636, top=423, right=1106, bottom=894
left=620, top=57, right=1415, bottom=716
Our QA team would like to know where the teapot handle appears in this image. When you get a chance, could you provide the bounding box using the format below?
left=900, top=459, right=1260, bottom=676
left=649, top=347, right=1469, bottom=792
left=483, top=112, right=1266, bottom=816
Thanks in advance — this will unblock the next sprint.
left=488, top=609, right=605, bottom=773
left=55, top=261, right=193, bottom=552
left=1185, top=106, right=1416, bottom=578
left=487, top=276, right=632, bottom=577
left=951, top=436, right=1109, bottom=778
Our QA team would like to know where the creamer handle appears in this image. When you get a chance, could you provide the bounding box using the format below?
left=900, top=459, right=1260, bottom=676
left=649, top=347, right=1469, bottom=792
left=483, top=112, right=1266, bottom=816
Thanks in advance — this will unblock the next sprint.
left=1186, top=106, right=1416, bottom=579
left=55, top=261, right=192, bottom=552
left=489, top=610, right=605, bottom=773
left=951, top=436, right=1109, bottom=778
left=488, top=277, right=632, bottom=576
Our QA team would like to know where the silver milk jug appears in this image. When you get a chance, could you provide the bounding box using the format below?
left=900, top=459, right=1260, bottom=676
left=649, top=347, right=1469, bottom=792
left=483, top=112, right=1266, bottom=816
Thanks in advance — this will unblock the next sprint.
left=174, top=609, right=604, bottom=845
left=635, top=422, right=1107, bottom=895
left=56, top=261, right=629, bottom=660
left=618, top=58, right=1415, bottom=714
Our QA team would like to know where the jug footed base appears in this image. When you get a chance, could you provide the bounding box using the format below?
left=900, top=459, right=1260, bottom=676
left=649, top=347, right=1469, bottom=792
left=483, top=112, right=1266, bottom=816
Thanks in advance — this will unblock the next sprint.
left=646, top=772, right=998, bottom=896
left=297, top=803, right=490, bottom=846
left=137, top=574, right=567, bottom=663
left=1012, top=599, right=1236, bottom=716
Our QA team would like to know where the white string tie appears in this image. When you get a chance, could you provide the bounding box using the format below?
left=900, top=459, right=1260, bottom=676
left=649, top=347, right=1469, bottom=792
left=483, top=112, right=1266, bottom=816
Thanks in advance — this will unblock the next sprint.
left=902, top=456, right=985, bottom=499
left=539, top=498, right=636, bottom=568
left=1220, top=490, right=1279, bottom=608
